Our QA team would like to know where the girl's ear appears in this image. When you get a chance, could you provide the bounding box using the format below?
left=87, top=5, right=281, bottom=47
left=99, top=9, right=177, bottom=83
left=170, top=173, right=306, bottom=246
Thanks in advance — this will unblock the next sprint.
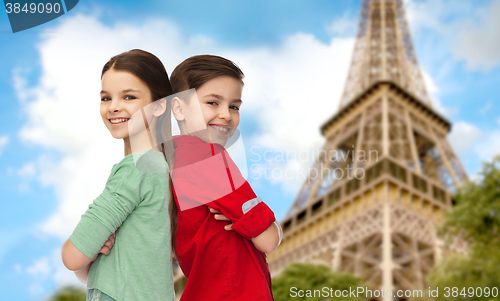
left=171, top=97, right=185, bottom=121
left=153, top=98, right=167, bottom=117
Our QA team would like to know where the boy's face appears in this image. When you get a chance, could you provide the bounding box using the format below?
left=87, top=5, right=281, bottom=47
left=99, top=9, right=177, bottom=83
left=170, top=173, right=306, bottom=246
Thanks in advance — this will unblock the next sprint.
left=174, top=76, right=242, bottom=146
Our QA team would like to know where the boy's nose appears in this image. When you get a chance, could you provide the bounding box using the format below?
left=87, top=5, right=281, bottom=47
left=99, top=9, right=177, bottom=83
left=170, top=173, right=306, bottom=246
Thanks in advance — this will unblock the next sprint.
left=217, top=107, right=231, bottom=121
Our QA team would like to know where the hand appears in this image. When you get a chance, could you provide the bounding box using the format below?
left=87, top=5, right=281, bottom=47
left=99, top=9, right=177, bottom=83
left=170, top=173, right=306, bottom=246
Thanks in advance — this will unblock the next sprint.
left=91, top=227, right=118, bottom=261
left=209, top=208, right=233, bottom=231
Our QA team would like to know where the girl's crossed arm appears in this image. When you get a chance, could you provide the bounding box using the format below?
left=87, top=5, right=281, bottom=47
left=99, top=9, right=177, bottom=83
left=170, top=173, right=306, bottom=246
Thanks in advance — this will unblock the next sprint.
left=62, top=231, right=116, bottom=283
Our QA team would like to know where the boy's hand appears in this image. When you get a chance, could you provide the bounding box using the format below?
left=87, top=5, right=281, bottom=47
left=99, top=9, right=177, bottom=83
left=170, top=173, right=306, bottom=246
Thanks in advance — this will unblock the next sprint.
left=209, top=208, right=233, bottom=231
left=91, top=228, right=118, bottom=261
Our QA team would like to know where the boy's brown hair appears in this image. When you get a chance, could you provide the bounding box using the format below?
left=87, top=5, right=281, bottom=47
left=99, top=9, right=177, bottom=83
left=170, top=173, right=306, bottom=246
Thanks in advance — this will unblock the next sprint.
left=170, top=54, right=244, bottom=94
left=169, top=55, right=244, bottom=259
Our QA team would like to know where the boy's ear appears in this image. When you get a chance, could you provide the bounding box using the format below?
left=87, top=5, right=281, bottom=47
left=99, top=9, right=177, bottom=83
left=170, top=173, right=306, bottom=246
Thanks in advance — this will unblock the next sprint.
left=171, top=96, right=185, bottom=121
left=153, top=98, right=167, bottom=117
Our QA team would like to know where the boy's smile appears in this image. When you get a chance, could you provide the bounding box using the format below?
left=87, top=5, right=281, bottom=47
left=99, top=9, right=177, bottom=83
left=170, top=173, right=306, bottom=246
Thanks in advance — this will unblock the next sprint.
left=173, top=76, right=243, bottom=147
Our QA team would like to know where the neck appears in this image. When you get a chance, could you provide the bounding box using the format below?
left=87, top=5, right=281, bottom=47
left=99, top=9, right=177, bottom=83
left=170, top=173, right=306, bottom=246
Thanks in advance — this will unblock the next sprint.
left=123, top=133, right=160, bottom=157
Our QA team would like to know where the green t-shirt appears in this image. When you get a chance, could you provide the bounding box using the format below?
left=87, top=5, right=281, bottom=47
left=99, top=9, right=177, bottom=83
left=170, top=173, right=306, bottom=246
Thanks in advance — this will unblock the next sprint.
left=70, top=149, right=174, bottom=301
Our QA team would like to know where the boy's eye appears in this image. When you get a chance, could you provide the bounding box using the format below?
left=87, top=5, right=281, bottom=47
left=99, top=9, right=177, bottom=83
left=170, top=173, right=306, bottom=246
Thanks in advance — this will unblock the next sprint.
left=124, top=95, right=136, bottom=100
left=230, top=105, right=240, bottom=111
left=101, top=97, right=111, bottom=102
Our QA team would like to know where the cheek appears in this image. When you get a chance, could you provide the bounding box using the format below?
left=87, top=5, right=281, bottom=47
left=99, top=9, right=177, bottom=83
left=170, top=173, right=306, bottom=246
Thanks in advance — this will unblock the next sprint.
left=100, top=106, right=107, bottom=119
left=232, top=113, right=240, bottom=125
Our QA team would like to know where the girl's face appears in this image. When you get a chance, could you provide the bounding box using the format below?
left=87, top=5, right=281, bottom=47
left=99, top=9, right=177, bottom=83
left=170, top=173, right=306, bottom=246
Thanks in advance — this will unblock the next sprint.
left=175, top=76, right=242, bottom=146
left=100, top=69, right=153, bottom=139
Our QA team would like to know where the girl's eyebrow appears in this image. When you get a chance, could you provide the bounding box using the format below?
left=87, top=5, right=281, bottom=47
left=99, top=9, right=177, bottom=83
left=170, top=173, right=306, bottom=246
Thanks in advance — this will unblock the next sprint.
left=122, top=89, right=141, bottom=93
left=100, top=89, right=140, bottom=94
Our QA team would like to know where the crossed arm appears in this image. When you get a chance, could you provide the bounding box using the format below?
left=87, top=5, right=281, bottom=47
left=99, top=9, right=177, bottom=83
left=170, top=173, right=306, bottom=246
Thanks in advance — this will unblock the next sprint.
left=210, top=208, right=282, bottom=253
left=61, top=232, right=116, bottom=284
left=64, top=210, right=281, bottom=285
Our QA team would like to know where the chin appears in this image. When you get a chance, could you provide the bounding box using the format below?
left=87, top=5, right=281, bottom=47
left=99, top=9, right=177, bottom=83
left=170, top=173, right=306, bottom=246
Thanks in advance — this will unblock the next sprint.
left=212, top=139, right=228, bottom=147
left=110, top=132, right=125, bottom=139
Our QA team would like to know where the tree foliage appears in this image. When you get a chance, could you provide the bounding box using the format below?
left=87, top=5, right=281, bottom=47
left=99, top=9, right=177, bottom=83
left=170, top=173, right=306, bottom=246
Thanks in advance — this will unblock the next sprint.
left=272, top=262, right=367, bottom=301
left=48, top=286, right=86, bottom=301
left=438, top=156, right=500, bottom=248
left=412, top=156, right=500, bottom=301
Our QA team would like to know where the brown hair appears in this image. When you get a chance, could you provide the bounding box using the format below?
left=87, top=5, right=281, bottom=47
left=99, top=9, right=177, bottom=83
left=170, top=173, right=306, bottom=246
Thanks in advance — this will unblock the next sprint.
left=101, top=49, right=177, bottom=254
left=169, top=55, right=244, bottom=256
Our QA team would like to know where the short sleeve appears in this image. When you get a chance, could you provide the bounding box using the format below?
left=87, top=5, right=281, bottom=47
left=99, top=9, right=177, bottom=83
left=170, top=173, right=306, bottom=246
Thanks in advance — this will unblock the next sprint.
left=70, top=156, right=151, bottom=259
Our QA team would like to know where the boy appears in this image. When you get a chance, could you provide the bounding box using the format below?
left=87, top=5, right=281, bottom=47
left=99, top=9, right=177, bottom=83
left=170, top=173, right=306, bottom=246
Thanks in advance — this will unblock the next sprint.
left=168, top=55, right=282, bottom=301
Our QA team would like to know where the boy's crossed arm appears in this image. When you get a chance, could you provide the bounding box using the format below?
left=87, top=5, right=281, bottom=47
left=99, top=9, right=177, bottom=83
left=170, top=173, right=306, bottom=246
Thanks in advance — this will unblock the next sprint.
left=211, top=206, right=282, bottom=253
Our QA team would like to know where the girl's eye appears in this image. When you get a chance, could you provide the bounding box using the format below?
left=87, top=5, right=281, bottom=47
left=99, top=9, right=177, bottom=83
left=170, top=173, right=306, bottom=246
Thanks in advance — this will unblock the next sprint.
left=101, top=97, right=111, bottom=102
left=207, top=101, right=217, bottom=106
left=124, top=95, right=136, bottom=100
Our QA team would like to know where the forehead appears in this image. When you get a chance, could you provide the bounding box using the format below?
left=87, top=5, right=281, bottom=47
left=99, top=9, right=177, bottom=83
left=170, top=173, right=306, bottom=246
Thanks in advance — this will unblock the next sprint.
left=101, top=69, right=147, bottom=91
left=197, top=76, right=243, bottom=100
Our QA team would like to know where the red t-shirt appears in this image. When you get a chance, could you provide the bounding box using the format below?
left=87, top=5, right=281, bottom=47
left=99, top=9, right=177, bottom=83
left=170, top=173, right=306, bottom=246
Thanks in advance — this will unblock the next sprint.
left=171, top=135, right=276, bottom=301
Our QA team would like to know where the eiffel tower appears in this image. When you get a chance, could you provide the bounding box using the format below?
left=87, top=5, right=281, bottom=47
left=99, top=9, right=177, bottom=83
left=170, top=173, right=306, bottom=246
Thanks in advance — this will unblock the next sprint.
left=266, top=0, right=468, bottom=300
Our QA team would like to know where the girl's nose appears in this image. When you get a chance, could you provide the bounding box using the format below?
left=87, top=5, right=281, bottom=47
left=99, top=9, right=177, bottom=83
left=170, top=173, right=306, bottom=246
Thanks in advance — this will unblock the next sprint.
left=108, top=99, right=121, bottom=112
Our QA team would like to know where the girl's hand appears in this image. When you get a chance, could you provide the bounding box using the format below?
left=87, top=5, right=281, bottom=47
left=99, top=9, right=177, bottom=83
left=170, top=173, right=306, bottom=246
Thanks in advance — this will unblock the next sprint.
left=209, top=208, right=233, bottom=231
left=91, top=228, right=118, bottom=261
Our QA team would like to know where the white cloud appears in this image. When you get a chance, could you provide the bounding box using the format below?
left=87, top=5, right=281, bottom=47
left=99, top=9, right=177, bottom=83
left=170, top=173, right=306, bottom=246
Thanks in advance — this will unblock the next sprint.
left=452, top=0, right=500, bottom=71
left=17, top=162, right=36, bottom=177
left=14, top=263, right=22, bottom=273
left=479, top=100, right=492, bottom=115
left=405, top=0, right=500, bottom=71
left=26, top=256, right=51, bottom=280
left=448, top=121, right=482, bottom=155
left=325, top=15, right=357, bottom=36
left=23, top=249, right=83, bottom=299
left=16, top=162, right=37, bottom=193
left=0, top=135, right=8, bottom=157
left=15, top=13, right=355, bottom=240
left=476, top=131, right=500, bottom=162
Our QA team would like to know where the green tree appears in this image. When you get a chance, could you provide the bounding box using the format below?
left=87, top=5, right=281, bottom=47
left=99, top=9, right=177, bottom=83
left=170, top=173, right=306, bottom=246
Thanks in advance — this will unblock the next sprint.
left=48, top=286, right=86, bottom=301
left=272, top=262, right=367, bottom=301
left=412, top=156, right=500, bottom=301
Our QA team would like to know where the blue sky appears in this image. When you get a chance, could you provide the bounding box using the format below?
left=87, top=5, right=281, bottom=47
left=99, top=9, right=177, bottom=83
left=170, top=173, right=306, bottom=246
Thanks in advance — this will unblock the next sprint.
left=1, top=0, right=500, bottom=300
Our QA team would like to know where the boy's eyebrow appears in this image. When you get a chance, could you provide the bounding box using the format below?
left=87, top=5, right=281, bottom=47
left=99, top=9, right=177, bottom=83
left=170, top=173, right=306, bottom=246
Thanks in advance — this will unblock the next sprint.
left=203, top=93, right=243, bottom=103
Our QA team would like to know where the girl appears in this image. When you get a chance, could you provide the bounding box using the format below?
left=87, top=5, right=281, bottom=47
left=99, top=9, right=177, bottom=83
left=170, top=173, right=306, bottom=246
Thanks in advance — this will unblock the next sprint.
left=168, top=55, right=283, bottom=301
left=61, top=49, right=175, bottom=301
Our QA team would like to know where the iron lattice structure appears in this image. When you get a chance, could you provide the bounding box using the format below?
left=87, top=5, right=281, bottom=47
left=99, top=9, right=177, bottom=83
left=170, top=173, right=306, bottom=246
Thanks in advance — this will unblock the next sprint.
left=267, top=0, right=468, bottom=300
left=340, top=0, right=431, bottom=108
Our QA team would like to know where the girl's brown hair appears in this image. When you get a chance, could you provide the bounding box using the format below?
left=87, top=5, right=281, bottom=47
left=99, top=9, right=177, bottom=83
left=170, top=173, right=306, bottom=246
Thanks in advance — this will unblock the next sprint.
left=101, top=49, right=177, bottom=254
left=169, top=55, right=244, bottom=257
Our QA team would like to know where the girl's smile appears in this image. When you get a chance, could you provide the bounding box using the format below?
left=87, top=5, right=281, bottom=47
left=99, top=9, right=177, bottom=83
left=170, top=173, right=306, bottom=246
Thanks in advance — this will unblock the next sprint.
left=109, top=117, right=131, bottom=126
left=100, top=69, right=153, bottom=140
